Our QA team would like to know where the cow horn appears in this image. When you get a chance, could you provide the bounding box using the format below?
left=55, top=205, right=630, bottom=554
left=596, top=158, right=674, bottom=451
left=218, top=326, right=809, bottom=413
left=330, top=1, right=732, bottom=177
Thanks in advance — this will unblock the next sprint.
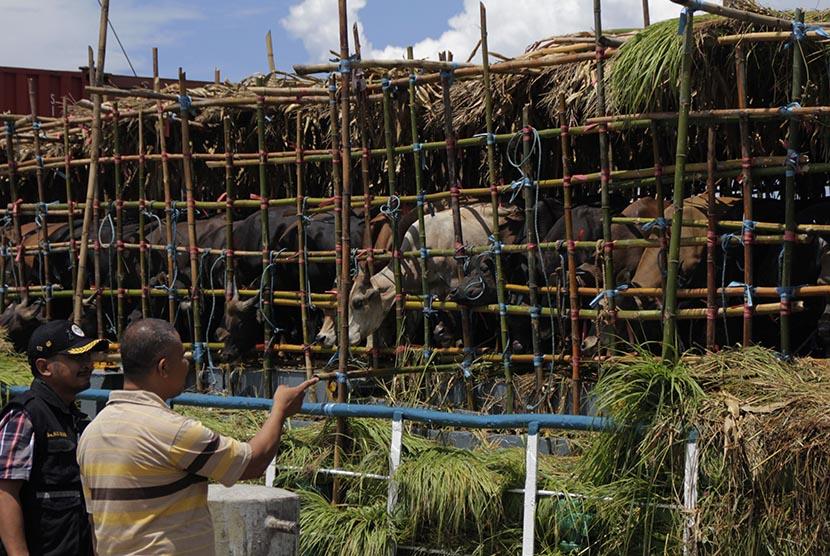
left=17, top=300, right=41, bottom=321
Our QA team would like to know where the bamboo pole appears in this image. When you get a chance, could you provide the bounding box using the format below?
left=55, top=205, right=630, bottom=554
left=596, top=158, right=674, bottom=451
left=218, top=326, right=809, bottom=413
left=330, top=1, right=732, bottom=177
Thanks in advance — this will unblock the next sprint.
left=327, top=75, right=343, bottom=324
left=73, top=0, right=108, bottom=324
left=440, top=51, right=476, bottom=411
left=154, top=49, right=178, bottom=323
left=642, top=0, right=651, bottom=27
left=521, top=106, right=545, bottom=410
left=4, top=110, right=27, bottom=303
left=559, top=96, right=582, bottom=415
left=255, top=77, right=274, bottom=396
left=718, top=31, right=830, bottom=44
left=669, top=0, right=792, bottom=29
left=63, top=99, right=77, bottom=305
left=88, top=52, right=104, bottom=339
left=594, top=0, right=616, bottom=368
left=650, top=122, right=667, bottom=294
left=736, top=44, right=754, bottom=346
left=137, top=108, right=150, bottom=318
left=112, top=103, right=126, bottom=337
left=294, top=110, right=316, bottom=402
left=266, top=31, right=277, bottom=73
left=353, top=26, right=380, bottom=372
left=407, top=46, right=433, bottom=370
left=381, top=77, right=405, bottom=358
left=480, top=3, right=513, bottom=413
left=178, top=70, right=206, bottom=386
left=705, top=126, right=717, bottom=350
left=662, top=10, right=695, bottom=362
left=27, top=78, right=52, bottom=319
left=222, top=114, right=236, bottom=328
left=780, top=10, right=805, bottom=358
left=333, top=0, right=353, bottom=506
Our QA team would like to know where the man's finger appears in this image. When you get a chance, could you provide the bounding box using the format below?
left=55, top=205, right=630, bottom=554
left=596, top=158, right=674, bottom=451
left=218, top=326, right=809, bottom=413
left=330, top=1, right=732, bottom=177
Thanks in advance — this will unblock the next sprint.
left=296, top=377, right=320, bottom=391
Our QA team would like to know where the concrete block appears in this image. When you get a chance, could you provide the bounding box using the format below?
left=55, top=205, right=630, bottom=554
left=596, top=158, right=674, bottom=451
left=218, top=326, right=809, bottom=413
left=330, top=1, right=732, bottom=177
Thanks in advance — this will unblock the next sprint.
left=208, top=484, right=299, bottom=556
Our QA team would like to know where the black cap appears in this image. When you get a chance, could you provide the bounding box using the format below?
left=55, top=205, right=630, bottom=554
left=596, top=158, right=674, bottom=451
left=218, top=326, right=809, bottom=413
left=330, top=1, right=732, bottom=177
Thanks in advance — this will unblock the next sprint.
left=28, top=320, right=109, bottom=370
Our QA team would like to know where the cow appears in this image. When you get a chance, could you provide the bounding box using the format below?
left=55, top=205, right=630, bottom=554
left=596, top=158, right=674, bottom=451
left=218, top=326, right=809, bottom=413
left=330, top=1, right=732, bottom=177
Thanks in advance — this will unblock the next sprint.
left=315, top=203, right=524, bottom=347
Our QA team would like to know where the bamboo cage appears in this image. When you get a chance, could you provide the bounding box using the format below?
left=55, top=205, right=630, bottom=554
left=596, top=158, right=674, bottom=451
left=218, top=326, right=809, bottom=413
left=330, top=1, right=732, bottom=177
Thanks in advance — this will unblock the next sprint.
left=1, top=0, right=830, bottom=413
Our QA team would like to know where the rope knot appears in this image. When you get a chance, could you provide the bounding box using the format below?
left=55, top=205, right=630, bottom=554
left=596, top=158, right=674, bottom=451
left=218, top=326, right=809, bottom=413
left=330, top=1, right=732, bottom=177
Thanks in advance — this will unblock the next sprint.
left=589, top=284, right=629, bottom=308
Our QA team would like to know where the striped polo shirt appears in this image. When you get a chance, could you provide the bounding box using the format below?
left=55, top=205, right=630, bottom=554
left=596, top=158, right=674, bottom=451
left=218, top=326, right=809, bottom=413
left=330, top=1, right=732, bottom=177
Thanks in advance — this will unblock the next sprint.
left=77, top=390, right=252, bottom=555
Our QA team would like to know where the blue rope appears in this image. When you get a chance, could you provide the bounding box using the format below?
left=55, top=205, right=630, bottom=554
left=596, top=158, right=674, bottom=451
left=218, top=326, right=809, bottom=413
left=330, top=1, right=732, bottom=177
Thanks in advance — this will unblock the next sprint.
left=727, top=281, right=754, bottom=307
left=473, top=132, right=496, bottom=146
left=776, top=286, right=795, bottom=301
left=192, top=342, right=206, bottom=366
left=529, top=306, right=541, bottom=319
left=420, top=247, right=430, bottom=260
left=508, top=176, right=533, bottom=204
left=178, top=95, right=193, bottom=114
left=380, top=195, right=401, bottom=221
left=4, top=121, right=14, bottom=135
left=742, top=220, right=756, bottom=234
left=532, top=354, right=545, bottom=368
left=499, top=303, right=508, bottom=317
left=779, top=101, right=801, bottom=119
left=786, top=148, right=799, bottom=178
left=31, top=120, right=41, bottom=132
left=412, top=142, right=423, bottom=153
left=439, top=67, right=455, bottom=86
left=381, top=77, right=391, bottom=91
left=641, top=217, right=669, bottom=232
left=488, top=234, right=502, bottom=255
left=422, top=294, right=437, bottom=317
left=791, top=20, right=830, bottom=42
left=589, top=284, right=629, bottom=308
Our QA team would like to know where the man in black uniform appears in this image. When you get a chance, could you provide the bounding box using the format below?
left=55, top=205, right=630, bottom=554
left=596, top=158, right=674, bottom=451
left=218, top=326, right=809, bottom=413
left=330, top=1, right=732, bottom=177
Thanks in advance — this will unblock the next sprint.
left=0, top=321, right=107, bottom=556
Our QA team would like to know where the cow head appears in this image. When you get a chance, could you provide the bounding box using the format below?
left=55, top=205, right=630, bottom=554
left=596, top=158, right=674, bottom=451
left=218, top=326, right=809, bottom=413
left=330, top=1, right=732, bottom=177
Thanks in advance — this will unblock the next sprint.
left=346, top=264, right=394, bottom=345
left=448, top=254, right=497, bottom=306
left=0, top=299, right=46, bottom=351
left=216, top=286, right=259, bottom=362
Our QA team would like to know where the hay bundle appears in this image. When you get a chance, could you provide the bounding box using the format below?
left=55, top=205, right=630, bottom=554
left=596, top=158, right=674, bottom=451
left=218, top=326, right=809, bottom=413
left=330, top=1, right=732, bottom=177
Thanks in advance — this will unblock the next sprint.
left=587, top=347, right=830, bottom=554
left=0, top=329, right=32, bottom=404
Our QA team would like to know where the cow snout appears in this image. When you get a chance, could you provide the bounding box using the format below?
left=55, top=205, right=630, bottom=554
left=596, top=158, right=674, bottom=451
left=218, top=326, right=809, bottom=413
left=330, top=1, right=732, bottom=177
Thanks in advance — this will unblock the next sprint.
left=581, top=335, right=599, bottom=354
left=315, top=329, right=336, bottom=348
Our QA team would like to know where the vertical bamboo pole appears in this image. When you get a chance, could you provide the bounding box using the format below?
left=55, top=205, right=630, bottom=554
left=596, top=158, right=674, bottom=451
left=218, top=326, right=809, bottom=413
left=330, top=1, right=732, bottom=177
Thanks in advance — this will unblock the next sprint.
left=381, top=76, right=405, bottom=351
left=593, top=0, right=617, bottom=363
left=179, top=70, right=206, bottom=382
left=353, top=26, right=380, bottom=371
left=662, top=11, right=695, bottom=362
left=295, top=111, right=315, bottom=402
left=154, top=49, right=178, bottom=323
left=440, top=52, right=476, bottom=411
left=521, top=106, right=544, bottom=409
left=642, top=0, right=651, bottom=27
left=406, top=46, right=433, bottom=364
left=705, top=126, right=717, bottom=351
left=88, top=54, right=104, bottom=339
left=112, top=102, right=126, bottom=337
left=736, top=43, right=754, bottom=346
left=332, top=0, right=353, bottom=505
left=137, top=108, right=150, bottom=318
left=4, top=117, right=27, bottom=303
left=479, top=3, right=513, bottom=413
left=63, top=99, right=78, bottom=291
left=650, top=122, right=667, bottom=294
left=559, top=96, right=582, bottom=414
left=27, top=78, right=52, bottom=320
left=73, top=0, right=108, bottom=324
left=327, top=76, right=343, bottom=311
left=255, top=76, right=274, bottom=396
left=780, top=10, right=804, bottom=358
left=222, top=114, right=236, bottom=324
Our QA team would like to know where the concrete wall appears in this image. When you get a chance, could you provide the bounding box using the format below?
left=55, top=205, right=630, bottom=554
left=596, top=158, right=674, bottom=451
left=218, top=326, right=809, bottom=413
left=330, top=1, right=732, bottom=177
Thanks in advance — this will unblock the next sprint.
left=208, top=484, right=299, bottom=556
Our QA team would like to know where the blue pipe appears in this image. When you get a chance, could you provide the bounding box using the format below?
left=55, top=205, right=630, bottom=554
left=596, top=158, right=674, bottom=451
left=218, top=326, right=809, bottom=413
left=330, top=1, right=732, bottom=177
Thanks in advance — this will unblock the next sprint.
left=8, top=386, right=612, bottom=432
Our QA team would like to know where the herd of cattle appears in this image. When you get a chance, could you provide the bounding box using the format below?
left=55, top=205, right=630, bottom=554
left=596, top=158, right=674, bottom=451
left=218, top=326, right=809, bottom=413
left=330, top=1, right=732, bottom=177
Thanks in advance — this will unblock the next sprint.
left=2, top=193, right=830, bottom=365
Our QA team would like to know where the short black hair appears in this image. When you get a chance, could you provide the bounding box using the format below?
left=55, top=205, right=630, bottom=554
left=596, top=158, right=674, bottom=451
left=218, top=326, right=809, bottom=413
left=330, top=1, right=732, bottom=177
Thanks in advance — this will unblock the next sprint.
left=120, top=318, right=181, bottom=377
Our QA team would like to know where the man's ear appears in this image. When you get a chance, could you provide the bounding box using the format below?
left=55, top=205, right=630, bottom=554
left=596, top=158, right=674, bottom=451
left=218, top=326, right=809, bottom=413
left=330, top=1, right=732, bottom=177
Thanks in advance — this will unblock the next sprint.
left=157, top=357, right=169, bottom=379
left=35, top=358, right=51, bottom=377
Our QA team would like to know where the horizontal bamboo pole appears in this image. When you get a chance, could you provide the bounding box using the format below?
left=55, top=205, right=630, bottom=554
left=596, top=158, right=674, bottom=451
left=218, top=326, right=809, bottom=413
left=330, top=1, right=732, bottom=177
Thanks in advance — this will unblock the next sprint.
left=586, top=105, right=830, bottom=125
left=668, top=0, right=792, bottom=29
left=717, top=30, right=830, bottom=44
left=294, top=58, right=474, bottom=75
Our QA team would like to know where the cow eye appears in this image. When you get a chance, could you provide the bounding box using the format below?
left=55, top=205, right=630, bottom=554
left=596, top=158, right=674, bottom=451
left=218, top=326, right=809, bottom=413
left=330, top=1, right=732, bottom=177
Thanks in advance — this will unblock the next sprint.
left=353, top=298, right=364, bottom=309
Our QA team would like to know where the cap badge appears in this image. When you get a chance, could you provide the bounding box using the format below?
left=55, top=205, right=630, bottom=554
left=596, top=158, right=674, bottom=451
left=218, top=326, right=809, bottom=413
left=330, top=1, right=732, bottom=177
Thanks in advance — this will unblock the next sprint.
left=71, top=324, right=85, bottom=337
left=45, top=340, right=52, bottom=347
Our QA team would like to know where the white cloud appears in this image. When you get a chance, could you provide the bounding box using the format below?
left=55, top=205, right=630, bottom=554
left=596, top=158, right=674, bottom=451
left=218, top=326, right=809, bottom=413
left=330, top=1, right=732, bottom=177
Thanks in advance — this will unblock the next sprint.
left=0, top=0, right=199, bottom=75
left=283, top=0, right=830, bottom=65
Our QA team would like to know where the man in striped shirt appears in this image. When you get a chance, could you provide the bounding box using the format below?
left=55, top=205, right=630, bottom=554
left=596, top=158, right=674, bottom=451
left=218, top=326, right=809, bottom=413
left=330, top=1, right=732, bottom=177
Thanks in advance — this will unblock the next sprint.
left=78, top=318, right=317, bottom=555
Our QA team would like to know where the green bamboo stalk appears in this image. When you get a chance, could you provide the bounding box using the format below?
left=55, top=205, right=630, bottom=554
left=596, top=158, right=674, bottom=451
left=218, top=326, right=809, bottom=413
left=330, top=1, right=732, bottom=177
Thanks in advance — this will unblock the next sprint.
left=381, top=76, right=405, bottom=353
left=222, top=114, right=236, bottom=312
left=781, top=10, right=804, bottom=357
left=440, top=51, right=476, bottom=411
left=88, top=55, right=104, bottom=339
left=661, top=10, right=695, bottom=362
left=3, top=119, right=26, bottom=303
left=736, top=43, right=754, bottom=346
left=650, top=122, right=667, bottom=294
left=559, top=96, right=583, bottom=414
left=137, top=108, right=149, bottom=318
left=594, top=0, right=617, bottom=362
left=479, top=2, right=513, bottom=413
left=705, top=126, right=717, bottom=350
left=407, top=46, right=433, bottom=368
left=327, top=75, right=343, bottom=333
left=112, top=103, right=126, bottom=337
left=255, top=76, right=274, bottom=396
left=26, top=78, right=52, bottom=319
left=521, top=106, right=545, bottom=410
left=295, top=110, right=316, bottom=402
left=154, top=49, right=177, bottom=323
left=178, top=70, right=206, bottom=388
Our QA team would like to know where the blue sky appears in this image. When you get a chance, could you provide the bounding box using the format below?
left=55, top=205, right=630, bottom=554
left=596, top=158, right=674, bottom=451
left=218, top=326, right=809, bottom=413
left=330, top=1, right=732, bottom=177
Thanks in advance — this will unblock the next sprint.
left=1, top=0, right=828, bottom=82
